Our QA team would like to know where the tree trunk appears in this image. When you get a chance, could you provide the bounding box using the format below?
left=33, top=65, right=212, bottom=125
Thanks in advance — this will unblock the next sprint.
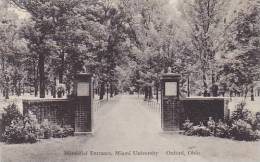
left=17, top=81, right=21, bottom=96
left=110, top=84, right=113, bottom=98
left=106, top=83, right=109, bottom=101
left=53, top=77, right=56, bottom=98
left=5, top=87, right=9, bottom=99
left=99, top=83, right=105, bottom=100
left=251, top=86, right=254, bottom=101
left=148, top=86, right=153, bottom=99
left=244, top=88, right=248, bottom=99
left=137, top=85, right=140, bottom=98
left=187, top=76, right=190, bottom=97
left=2, top=57, right=6, bottom=98
left=59, top=52, right=64, bottom=84
left=156, top=83, right=159, bottom=102
left=39, top=53, right=45, bottom=98
left=4, top=76, right=9, bottom=99
left=22, top=84, right=25, bottom=95
left=203, top=68, right=208, bottom=97
left=34, top=63, right=38, bottom=97
left=212, top=70, right=215, bottom=84
left=144, top=86, right=148, bottom=101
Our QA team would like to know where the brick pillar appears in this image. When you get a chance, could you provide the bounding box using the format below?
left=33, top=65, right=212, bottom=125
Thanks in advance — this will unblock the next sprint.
left=73, top=73, right=93, bottom=135
left=161, top=73, right=181, bottom=131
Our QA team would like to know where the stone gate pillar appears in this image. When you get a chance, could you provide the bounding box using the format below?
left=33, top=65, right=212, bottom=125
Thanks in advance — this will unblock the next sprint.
left=73, top=73, right=93, bottom=135
left=161, top=73, right=181, bottom=131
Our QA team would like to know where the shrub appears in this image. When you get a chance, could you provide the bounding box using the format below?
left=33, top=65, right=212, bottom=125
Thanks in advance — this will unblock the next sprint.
left=229, top=102, right=258, bottom=141
left=183, top=119, right=194, bottom=132
left=215, top=121, right=230, bottom=138
left=182, top=102, right=260, bottom=141
left=183, top=122, right=211, bottom=137
left=1, top=104, right=75, bottom=143
left=231, top=102, right=254, bottom=125
left=51, top=125, right=64, bottom=138
left=63, top=126, right=74, bottom=137
left=182, top=120, right=194, bottom=136
left=207, top=117, right=216, bottom=135
left=2, top=104, right=23, bottom=128
left=51, top=125, right=74, bottom=138
left=229, top=119, right=258, bottom=141
left=2, top=114, right=39, bottom=144
left=39, top=119, right=52, bottom=139
left=187, top=125, right=211, bottom=137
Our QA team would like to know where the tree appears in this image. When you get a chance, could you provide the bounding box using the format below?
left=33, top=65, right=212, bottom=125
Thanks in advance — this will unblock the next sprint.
left=180, top=0, right=227, bottom=96
left=13, top=0, right=94, bottom=98
left=0, top=0, right=23, bottom=99
left=218, top=0, right=260, bottom=100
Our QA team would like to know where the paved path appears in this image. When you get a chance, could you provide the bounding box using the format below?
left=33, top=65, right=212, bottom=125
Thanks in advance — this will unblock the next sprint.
left=1, top=95, right=260, bottom=162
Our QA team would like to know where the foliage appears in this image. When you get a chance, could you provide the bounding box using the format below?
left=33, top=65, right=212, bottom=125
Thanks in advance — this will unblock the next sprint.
left=2, top=103, right=23, bottom=128
left=2, top=0, right=259, bottom=98
left=51, top=124, right=74, bottom=138
left=2, top=114, right=39, bottom=144
left=184, top=124, right=211, bottom=137
left=217, top=0, right=260, bottom=94
left=0, top=1, right=25, bottom=99
left=182, top=119, right=194, bottom=132
left=38, top=121, right=74, bottom=139
left=183, top=102, right=259, bottom=141
left=229, top=101, right=258, bottom=141
left=38, top=119, right=52, bottom=139
left=229, top=119, right=258, bottom=141
left=231, top=102, right=255, bottom=125
left=215, top=121, right=230, bottom=138
left=1, top=103, right=74, bottom=143
left=179, top=0, right=228, bottom=93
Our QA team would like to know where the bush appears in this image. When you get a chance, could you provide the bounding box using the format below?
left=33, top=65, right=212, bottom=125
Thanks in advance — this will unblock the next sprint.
left=2, top=104, right=23, bottom=128
left=2, top=114, right=39, bottom=144
left=1, top=104, right=75, bottom=144
left=183, top=121, right=211, bottom=137
left=51, top=125, right=64, bottom=138
left=183, top=119, right=194, bottom=132
left=63, top=126, right=74, bottom=137
left=229, top=119, right=258, bottom=141
left=207, top=117, right=216, bottom=135
left=215, top=121, right=230, bottom=138
left=182, top=102, right=260, bottom=141
left=38, top=119, right=52, bottom=139
left=231, top=102, right=254, bottom=125
left=186, top=125, right=211, bottom=137
left=51, top=125, right=74, bottom=138
left=229, top=102, right=258, bottom=141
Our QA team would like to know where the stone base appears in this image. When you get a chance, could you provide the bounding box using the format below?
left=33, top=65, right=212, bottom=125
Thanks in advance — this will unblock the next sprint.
left=74, top=132, right=93, bottom=136
left=161, top=130, right=184, bottom=135
left=162, top=127, right=180, bottom=132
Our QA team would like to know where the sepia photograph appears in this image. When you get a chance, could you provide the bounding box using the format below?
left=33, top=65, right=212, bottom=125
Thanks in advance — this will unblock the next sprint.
left=0, top=0, right=260, bottom=162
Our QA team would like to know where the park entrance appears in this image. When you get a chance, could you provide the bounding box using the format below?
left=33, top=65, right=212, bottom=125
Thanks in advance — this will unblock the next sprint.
left=22, top=72, right=229, bottom=135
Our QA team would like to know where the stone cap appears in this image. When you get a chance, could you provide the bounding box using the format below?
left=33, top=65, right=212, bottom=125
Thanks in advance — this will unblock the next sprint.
left=76, top=73, right=92, bottom=79
left=181, top=97, right=230, bottom=101
left=161, top=73, right=181, bottom=80
left=23, top=98, right=70, bottom=103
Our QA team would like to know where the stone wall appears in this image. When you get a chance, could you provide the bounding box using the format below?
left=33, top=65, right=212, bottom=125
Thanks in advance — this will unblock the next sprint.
left=23, top=99, right=75, bottom=128
left=180, top=98, right=229, bottom=125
